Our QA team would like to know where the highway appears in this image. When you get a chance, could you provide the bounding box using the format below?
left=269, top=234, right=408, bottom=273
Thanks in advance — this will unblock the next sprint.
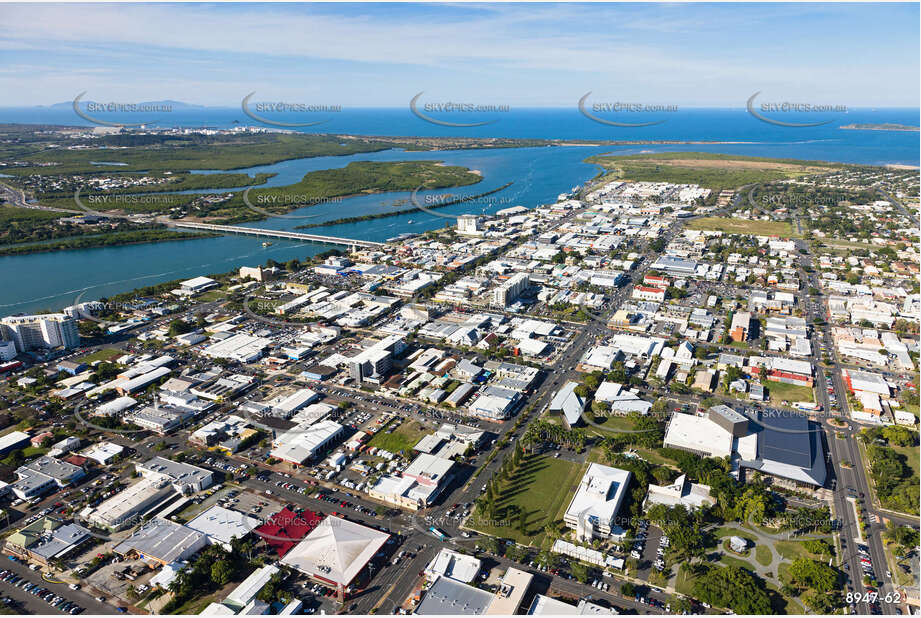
left=796, top=238, right=910, bottom=615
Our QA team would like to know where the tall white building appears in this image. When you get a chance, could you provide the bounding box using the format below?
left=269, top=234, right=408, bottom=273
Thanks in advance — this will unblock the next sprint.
left=457, top=214, right=482, bottom=235
left=493, top=273, right=530, bottom=307
left=563, top=463, right=631, bottom=542
left=0, top=314, right=79, bottom=352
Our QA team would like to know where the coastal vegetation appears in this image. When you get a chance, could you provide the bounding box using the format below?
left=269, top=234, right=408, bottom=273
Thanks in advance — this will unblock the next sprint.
left=0, top=133, right=407, bottom=175
left=587, top=151, right=842, bottom=192
left=7, top=160, right=485, bottom=238
left=0, top=131, right=549, bottom=177
left=840, top=123, right=919, bottom=132
left=0, top=228, right=214, bottom=256
left=207, top=160, right=483, bottom=223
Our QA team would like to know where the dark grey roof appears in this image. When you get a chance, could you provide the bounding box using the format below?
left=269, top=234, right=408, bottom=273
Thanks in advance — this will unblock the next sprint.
left=740, top=411, right=827, bottom=486
left=757, top=413, right=813, bottom=469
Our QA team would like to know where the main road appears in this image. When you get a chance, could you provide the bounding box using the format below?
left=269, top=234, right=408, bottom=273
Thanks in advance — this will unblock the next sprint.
left=796, top=238, right=910, bottom=616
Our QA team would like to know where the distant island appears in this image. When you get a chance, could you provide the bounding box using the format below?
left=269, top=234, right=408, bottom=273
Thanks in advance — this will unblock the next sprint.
left=840, top=123, right=919, bottom=132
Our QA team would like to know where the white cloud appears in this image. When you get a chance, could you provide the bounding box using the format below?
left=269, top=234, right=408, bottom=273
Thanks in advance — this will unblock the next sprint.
left=0, top=3, right=915, bottom=106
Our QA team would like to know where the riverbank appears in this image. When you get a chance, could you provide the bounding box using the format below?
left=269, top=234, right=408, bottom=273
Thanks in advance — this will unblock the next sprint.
left=293, top=181, right=515, bottom=230
left=0, top=229, right=216, bottom=256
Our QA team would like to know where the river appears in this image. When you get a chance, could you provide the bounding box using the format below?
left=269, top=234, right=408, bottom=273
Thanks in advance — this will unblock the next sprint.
left=0, top=145, right=608, bottom=315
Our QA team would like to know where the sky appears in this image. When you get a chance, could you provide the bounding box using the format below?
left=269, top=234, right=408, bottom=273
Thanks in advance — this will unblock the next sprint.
left=0, top=2, right=918, bottom=108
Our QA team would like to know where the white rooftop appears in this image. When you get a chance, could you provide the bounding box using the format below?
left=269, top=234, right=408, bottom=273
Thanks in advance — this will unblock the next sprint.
left=185, top=505, right=261, bottom=547
left=564, top=463, right=631, bottom=533
left=663, top=412, right=734, bottom=458
left=425, top=548, right=481, bottom=583
left=281, top=516, right=389, bottom=586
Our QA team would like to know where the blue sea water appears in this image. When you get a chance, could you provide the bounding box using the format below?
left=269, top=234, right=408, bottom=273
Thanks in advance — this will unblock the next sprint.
left=2, top=105, right=919, bottom=166
left=0, top=106, right=917, bottom=316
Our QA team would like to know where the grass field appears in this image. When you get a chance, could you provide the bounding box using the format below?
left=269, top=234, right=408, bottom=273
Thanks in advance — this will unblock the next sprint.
left=167, top=593, right=221, bottom=616
left=197, top=289, right=228, bottom=302
left=755, top=545, right=773, bottom=567
left=765, top=380, right=815, bottom=404
left=892, top=445, right=920, bottom=480
left=76, top=348, right=123, bottom=363
left=586, top=152, right=837, bottom=193
left=635, top=448, right=678, bottom=468
left=586, top=447, right=607, bottom=464
left=365, top=420, right=429, bottom=454
left=687, top=216, right=797, bottom=238
left=585, top=413, right=639, bottom=434
left=675, top=566, right=697, bottom=597
left=883, top=538, right=917, bottom=587
left=719, top=553, right=756, bottom=572
left=713, top=527, right=758, bottom=543
left=774, top=540, right=828, bottom=562
left=469, top=454, right=585, bottom=546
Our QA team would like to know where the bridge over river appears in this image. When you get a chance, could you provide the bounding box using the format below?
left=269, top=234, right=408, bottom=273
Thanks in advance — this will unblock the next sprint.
left=168, top=221, right=383, bottom=249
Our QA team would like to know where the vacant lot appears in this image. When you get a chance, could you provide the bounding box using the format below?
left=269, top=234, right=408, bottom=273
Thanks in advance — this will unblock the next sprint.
left=687, top=216, right=796, bottom=238
left=365, top=419, right=428, bottom=454
left=469, top=454, right=585, bottom=546
left=76, top=348, right=124, bottom=363
left=765, top=381, right=815, bottom=404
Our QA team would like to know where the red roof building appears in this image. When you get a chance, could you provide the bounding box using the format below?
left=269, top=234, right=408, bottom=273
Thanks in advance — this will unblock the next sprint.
left=254, top=507, right=323, bottom=557
left=642, top=275, right=670, bottom=289
left=64, top=455, right=88, bottom=467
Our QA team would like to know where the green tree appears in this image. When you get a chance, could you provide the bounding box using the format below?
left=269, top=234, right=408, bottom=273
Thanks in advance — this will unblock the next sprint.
left=670, top=596, right=692, bottom=613
left=691, top=565, right=772, bottom=614
left=652, top=467, right=673, bottom=485
left=591, top=400, right=611, bottom=416
left=570, top=561, right=590, bottom=583
left=167, top=319, right=193, bottom=336
left=884, top=523, right=920, bottom=554
left=211, top=560, right=235, bottom=586
left=476, top=536, right=500, bottom=555
left=786, top=558, right=838, bottom=593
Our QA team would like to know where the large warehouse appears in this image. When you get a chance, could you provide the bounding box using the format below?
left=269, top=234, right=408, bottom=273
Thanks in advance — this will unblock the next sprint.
left=269, top=419, right=344, bottom=465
